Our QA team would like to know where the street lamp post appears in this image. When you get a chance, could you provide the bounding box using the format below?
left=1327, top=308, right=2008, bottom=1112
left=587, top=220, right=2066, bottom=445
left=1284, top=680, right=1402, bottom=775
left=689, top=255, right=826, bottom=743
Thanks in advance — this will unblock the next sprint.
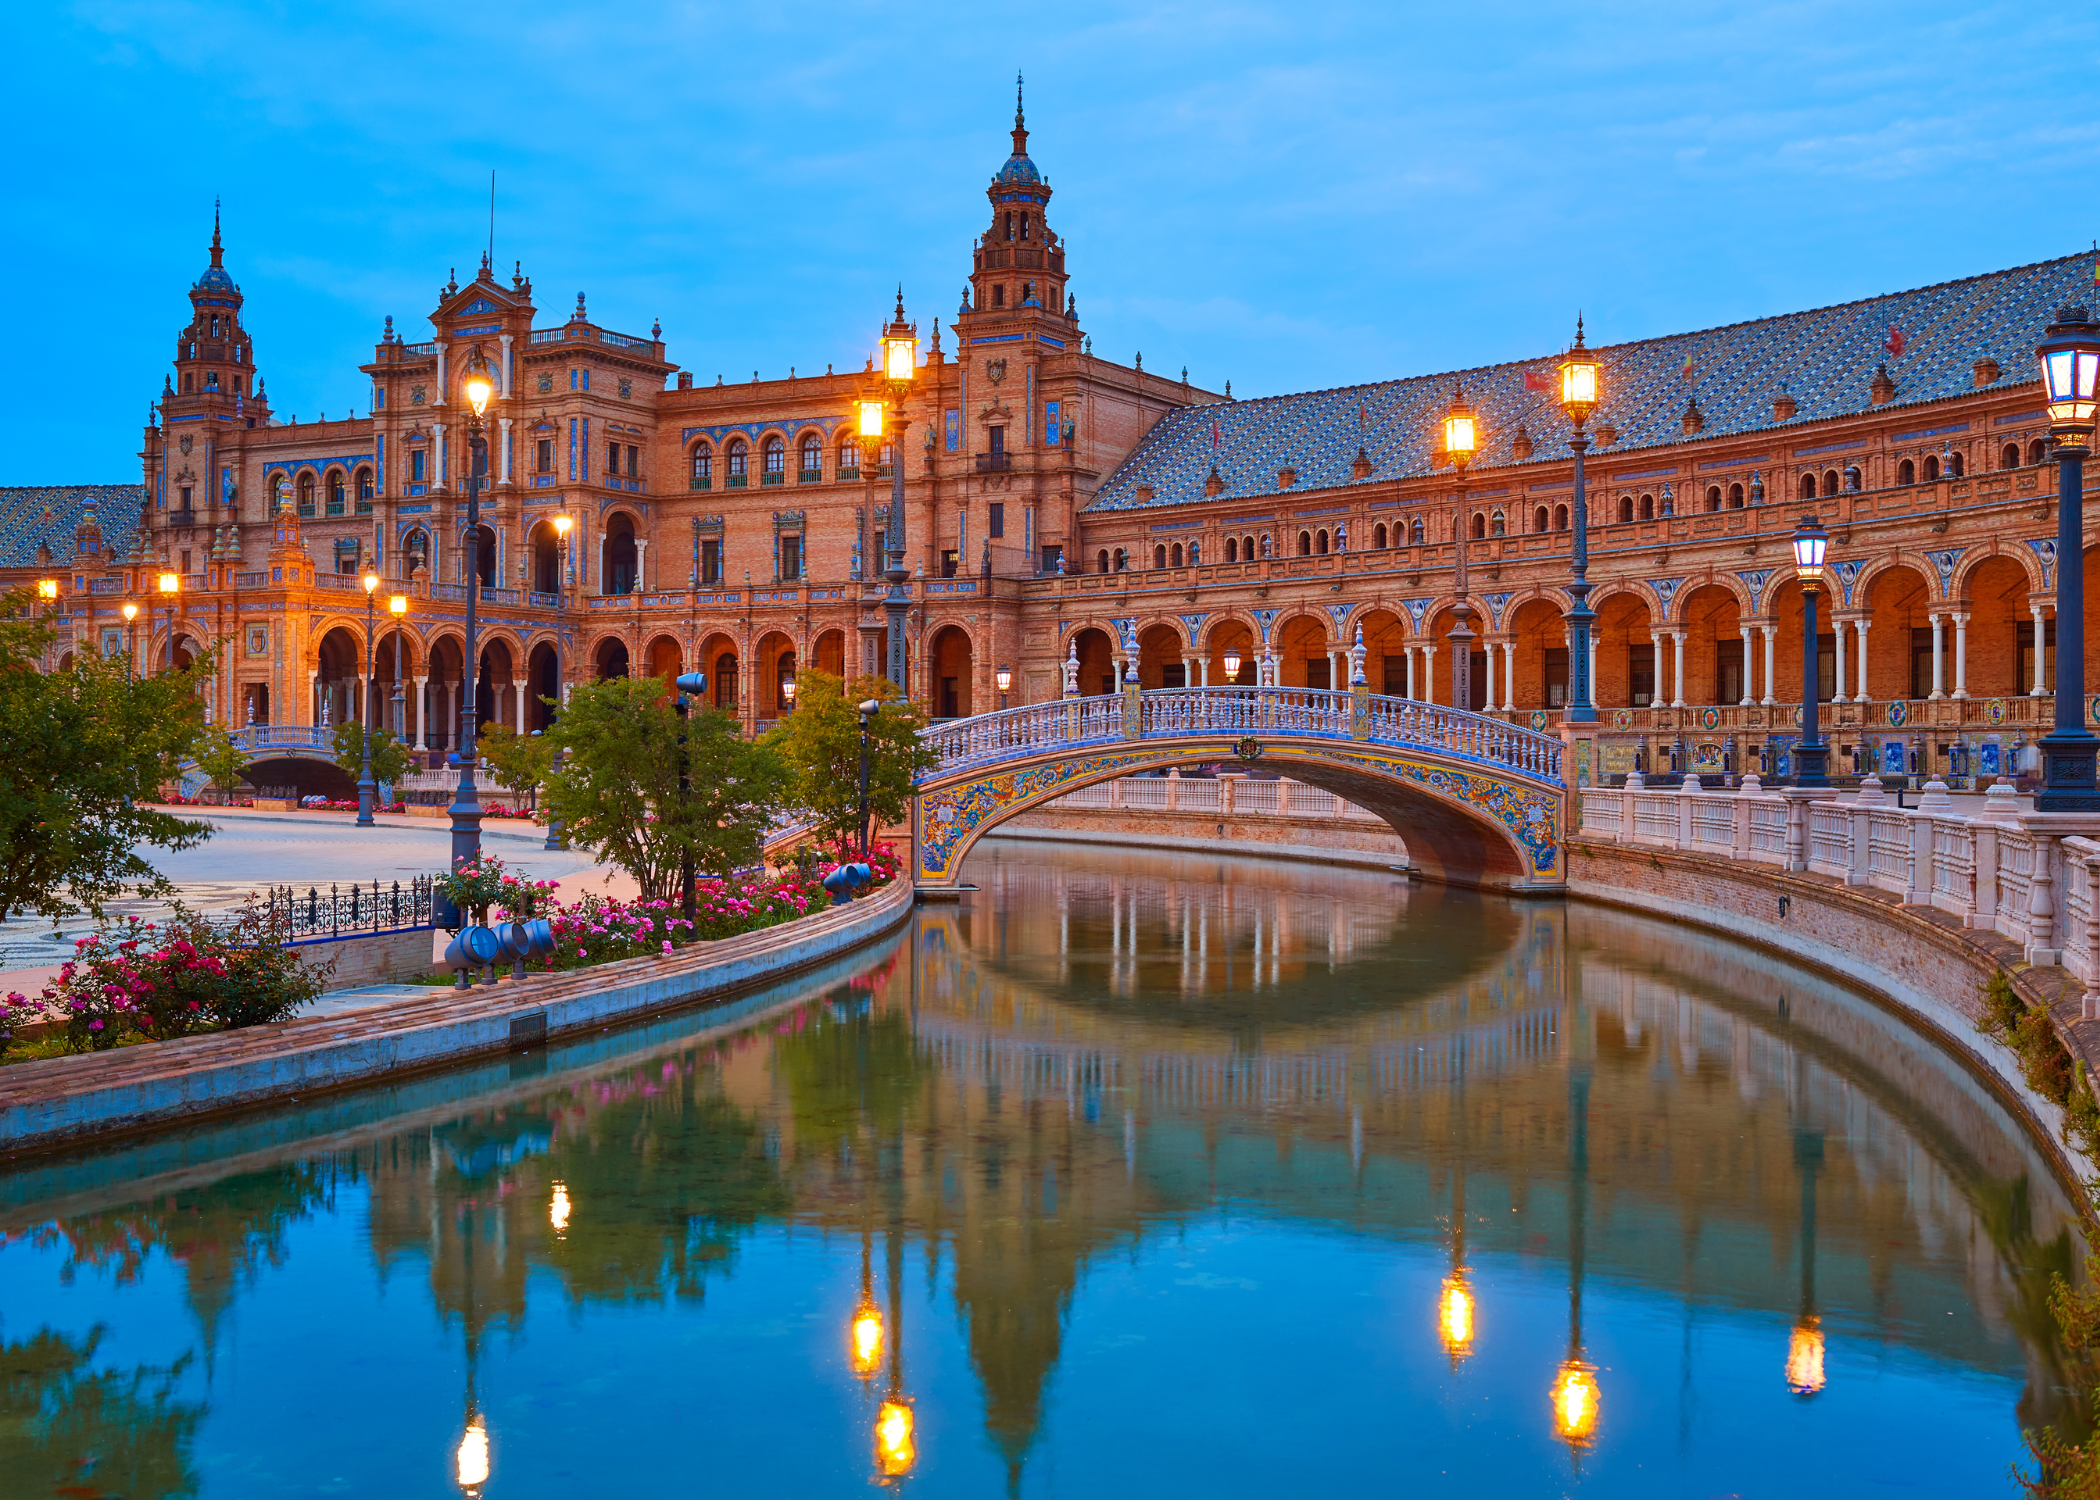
left=156, top=571, right=179, bottom=680
left=2035, top=305, right=2100, bottom=810
left=544, top=513, right=574, bottom=852
left=1441, top=387, right=1478, bottom=713
left=389, top=592, right=408, bottom=742
left=121, top=600, right=139, bottom=680
left=865, top=292, right=917, bottom=697
left=857, top=698, right=881, bottom=860
left=357, top=563, right=381, bottom=826
left=447, top=349, right=496, bottom=879
left=672, top=670, right=707, bottom=926
left=1791, top=516, right=1831, bottom=787
left=1559, top=319, right=1600, bottom=723
left=996, top=664, right=1012, bottom=711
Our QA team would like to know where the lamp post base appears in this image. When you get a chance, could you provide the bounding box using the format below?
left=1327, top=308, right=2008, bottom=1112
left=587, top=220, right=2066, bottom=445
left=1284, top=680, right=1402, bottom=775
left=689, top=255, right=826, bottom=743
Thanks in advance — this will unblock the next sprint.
left=2035, top=727, right=2100, bottom=812
left=1793, top=742, right=1832, bottom=789
left=356, top=777, right=376, bottom=826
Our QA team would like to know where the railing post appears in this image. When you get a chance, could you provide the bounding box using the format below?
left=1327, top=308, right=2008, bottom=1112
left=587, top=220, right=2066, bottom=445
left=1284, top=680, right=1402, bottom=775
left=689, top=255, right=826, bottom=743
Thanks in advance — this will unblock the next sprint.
left=1973, top=783, right=2017, bottom=929
left=1733, top=772, right=1760, bottom=859
left=1849, top=776, right=1878, bottom=887
left=2029, top=835, right=2060, bottom=967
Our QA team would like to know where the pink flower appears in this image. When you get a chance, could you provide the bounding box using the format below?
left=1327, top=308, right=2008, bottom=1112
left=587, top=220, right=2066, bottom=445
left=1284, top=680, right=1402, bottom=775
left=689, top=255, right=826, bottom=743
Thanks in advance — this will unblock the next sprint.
left=661, top=940, right=672, bottom=954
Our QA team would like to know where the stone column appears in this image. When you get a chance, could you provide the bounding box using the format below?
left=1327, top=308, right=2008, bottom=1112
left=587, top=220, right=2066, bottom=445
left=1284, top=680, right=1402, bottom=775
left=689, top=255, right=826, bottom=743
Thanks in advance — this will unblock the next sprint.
left=636, top=538, right=650, bottom=594
left=307, top=669, right=319, bottom=727
left=2032, top=604, right=2050, bottom=695
left=1952, top=612, right=1970, bottom=699
left=1832, top=615, right=1847, bottom=705
left=498, top=332, right=513, bottom=397
left=1481, top=644, right=1497, bottom=712
left=1328, top=650, right=1343, bottom=692
left=1928, top=612, right=1945, bottom=698
left=446, top=681, right=458, bottom=751
left=1739, top=626, right=1754, bottom=706
left=1421, top=644, right=1436, bottom=704
left=500, top=417, right=513, bottom=484
left=1501, top=640, right=1515, bottom=711
left=1854, top=618, right=1870, bottom=702
left=1671, top=630, right=1688, bottom=708
left=1403, top=646, right=1416, bottom=699
left=433, top=422, right=446, bottom=490
left=1761, top=625, right=1777, bottom=707
left=515, top=679, right=526, bottom=734
left=413, top=675, right=429, bottom=749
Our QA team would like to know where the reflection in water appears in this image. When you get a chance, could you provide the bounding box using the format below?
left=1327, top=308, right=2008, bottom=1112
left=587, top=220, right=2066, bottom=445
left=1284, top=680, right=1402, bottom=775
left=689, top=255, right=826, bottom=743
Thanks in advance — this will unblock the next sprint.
left=0, top=841, right=2090, bottom=1496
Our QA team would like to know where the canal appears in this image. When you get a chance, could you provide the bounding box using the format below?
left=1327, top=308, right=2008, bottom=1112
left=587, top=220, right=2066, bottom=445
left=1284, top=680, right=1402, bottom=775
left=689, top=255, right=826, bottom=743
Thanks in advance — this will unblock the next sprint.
left=0, top=841, right=2083, bottom=1497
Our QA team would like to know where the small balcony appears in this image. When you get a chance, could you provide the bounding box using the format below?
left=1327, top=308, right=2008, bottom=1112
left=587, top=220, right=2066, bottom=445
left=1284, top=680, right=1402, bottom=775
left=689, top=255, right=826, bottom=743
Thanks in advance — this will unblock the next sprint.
left=974, top=452, right=1011, bottom=474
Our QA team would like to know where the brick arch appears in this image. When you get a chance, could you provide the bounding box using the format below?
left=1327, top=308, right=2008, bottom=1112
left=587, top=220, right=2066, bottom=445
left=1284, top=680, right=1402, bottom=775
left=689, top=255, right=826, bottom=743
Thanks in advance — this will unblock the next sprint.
left=1851, top=550, right=1944, bottom=606
left=1134, top=612, right=1194, bottom=649
left=1196, top=609, right=1261, bottom=654
left=1663, top=572, right=1754, bottom=623
left=1952, top=543, right=2046, bottom=601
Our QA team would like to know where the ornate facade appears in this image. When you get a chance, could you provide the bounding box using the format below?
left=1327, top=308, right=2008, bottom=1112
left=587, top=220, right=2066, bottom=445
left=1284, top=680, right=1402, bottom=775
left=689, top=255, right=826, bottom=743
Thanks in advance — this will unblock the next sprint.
left=6, top=93, right=2098, bottom=790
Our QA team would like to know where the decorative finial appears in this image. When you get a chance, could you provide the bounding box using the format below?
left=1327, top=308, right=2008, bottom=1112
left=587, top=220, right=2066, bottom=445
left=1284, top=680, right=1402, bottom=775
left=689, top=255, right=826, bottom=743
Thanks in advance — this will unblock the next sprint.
left=383, top=314, right=394, bottom=341
left=576, top=291, right=586, bottom=318
left=1573, top=311, right=1586, bottom=348
left=209, top=198, right=224, bottom=267
left=1016, top=70, right=1025, bottom=127
left=651, top=317, right=661, bottom=340
left=894, top=283, right=906, bottom=322
left=1011, top=70, right=1029, bottom=156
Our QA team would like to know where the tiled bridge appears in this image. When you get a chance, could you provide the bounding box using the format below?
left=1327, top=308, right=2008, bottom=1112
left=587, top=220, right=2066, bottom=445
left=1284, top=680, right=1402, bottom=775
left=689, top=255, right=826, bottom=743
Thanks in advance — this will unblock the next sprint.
left=911, top=685, right=1569, bottom=893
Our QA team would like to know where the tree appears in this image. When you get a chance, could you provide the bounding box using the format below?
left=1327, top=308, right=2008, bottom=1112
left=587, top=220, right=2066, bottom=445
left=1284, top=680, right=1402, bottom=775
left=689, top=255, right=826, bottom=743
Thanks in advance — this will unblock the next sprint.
left=477, top=720, right=555, bottom=799
left=329, top=719, right=413, bottom=788
left=0, top=589, right=214, bottom=923
left=772, top=670, right=937, bottom=848
left=543, top=675, right=789, bottom=898
left=192, top=722, right=251, bottom=800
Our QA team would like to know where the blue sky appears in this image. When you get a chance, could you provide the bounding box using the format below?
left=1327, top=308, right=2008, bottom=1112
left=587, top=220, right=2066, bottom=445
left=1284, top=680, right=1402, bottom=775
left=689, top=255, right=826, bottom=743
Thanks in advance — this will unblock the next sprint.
left=18, top=1, right=2100, bottom=482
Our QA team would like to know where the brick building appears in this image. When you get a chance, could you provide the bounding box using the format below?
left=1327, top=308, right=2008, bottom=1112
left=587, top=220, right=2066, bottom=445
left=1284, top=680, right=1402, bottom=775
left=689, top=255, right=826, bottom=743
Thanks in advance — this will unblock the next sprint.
left=6, top=94, right=2099, bottom=790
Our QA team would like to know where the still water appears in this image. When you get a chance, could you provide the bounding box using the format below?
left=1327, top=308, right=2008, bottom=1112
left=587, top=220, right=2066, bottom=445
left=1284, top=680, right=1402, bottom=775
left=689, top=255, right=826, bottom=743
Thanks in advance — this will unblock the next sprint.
left=0, top=841, right=2086, bottom=1497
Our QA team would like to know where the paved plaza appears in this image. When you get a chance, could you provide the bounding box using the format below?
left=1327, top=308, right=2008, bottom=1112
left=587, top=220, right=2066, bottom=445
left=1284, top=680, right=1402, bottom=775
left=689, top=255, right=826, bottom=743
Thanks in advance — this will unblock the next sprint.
left=0, top=808, right=627, bottom=986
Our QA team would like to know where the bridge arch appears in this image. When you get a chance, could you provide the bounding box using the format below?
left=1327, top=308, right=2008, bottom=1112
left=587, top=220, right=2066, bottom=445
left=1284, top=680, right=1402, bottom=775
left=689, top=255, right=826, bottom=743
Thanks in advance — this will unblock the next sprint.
left=912, top=689, right=1565, bottom=894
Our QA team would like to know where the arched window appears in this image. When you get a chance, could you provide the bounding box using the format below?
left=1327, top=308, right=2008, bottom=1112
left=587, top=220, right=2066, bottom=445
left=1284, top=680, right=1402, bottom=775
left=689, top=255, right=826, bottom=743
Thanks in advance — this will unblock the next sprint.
left=1098, top=549, right=1111, bottom=573
left=1315, top=529, right=1329, bottom=554
left=355, top=466, right=374, bottom=504
left=1706, top=486, right=1722, bottom=512
left=1226, top=537, right=1239, bottom=563
left=1797, top=473, right=1817, bottom=500
left=2031, top=439, right=2051, bottom=465
left=209, top=315, right=220, bottom=337
left=1922, top=454, right=1940, bottom=482
left=1533, top=507, right=1548, bottom=533
left=691, top=443, right=713, bottom=487
left=1639, top=493, right=1655, bottom=520
left=1490, top=511, right=1506, bottom=537
left=761, top=436, right=786, bottom=480
left=1114, top=548, right=1128, bottom=571
left=1946, top=451, right=1965, bottom=478
left=1188, top=541, right=1200, bottom=565
left=181, top=372, right=194, bottom=393
left=799, top=435, right=822, bottom=478
left=1897, top=458, right=1916, bottom=485
left=1470, top=513, right=1486, bottom=539
left=2002, top=443, right=2021, bottom=470
left=1728, top=483, right=1744, bottom=508
left=1261, top=533, right=1273, bottom=557
left=1374, top=523, right=1389, bottom=550
left=1408, top=518, right=1424, bottom=545
left=297, top=471, right=316, bottom=517
left=1617, top=496, right=1633, bottom=523
left=1171, top=543, right=1184, bottom=567
left=726, top=439, right=748, bottom=484
left=1821, top=469, right=1839, bottom=497
left=1554, top=504, right=1569, bottom=531
left=1298, top=531, right=1313, bottom=556
left=1244, top=533, right=1258, bottom=558
left=837, top=439, right=861, bottom=477
left=403, top=529, right=429, bottom=576
left=1842, top=465, right=1861, bottom=492
left=1154, top=545, right=1168, bottom=570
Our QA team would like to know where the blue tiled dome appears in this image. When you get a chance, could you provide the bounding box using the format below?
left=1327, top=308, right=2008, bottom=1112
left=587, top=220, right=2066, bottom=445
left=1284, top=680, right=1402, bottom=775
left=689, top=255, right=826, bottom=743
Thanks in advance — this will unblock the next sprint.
left=194, top=264, right=235, bottom=293
left=994, top=152, right=1041, bottom=186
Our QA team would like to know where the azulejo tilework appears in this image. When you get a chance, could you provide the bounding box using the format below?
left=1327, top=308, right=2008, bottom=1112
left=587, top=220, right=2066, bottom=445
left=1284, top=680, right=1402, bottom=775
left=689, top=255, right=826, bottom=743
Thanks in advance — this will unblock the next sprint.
left=918, top=750, right=1160, bottom=880
left=1282, top=745, right=1563, bottom=880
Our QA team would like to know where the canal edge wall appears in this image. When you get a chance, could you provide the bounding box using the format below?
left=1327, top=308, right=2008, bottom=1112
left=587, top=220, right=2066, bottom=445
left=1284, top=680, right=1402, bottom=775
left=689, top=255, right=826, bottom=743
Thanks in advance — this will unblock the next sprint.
left=0, top=880, right=914, bottom=1157
left=1568, top=840, right=2099, bottom=1192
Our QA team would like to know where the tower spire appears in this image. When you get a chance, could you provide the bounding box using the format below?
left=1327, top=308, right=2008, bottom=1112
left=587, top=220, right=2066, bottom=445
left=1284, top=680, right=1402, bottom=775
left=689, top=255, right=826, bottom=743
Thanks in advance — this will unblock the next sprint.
left=210, top=197, right=223, bottom=268
left=1012, top=70, right=1027, bottom=155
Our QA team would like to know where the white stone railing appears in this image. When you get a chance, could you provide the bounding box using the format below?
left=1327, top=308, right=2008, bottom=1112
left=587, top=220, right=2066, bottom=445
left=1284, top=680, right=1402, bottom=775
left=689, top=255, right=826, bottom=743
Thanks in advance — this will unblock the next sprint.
left=1578, top=775, right=2100, bottom=1003
left=919, top=687, right=1562, bottom=785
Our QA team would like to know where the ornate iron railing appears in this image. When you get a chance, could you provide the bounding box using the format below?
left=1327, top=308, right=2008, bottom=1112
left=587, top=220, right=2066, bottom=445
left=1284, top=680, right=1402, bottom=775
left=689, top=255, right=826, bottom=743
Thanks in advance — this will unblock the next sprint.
left=267, top=875, right=435, bottom=940
left=234, top=725, right=332, bottom=754
left=917, top=687, right=1563, bottom=783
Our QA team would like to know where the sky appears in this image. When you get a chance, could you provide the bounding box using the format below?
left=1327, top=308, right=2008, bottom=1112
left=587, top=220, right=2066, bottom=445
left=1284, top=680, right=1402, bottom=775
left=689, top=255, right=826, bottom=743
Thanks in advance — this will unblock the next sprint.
left=16, top=1, right=2100, bottom=483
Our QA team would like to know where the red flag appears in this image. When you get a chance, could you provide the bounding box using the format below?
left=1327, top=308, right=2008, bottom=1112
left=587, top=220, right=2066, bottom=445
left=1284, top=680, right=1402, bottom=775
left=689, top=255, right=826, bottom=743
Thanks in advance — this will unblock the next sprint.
left=1885, top=325, right=1906, bottom=357
left=1211, top=420, right=1220, bottom=448
left=1358, top=403, right=1366, bottom=427
left=1523, top=369, right=1552, bottom=392
left=1680, top=351, right=1696, bottom=380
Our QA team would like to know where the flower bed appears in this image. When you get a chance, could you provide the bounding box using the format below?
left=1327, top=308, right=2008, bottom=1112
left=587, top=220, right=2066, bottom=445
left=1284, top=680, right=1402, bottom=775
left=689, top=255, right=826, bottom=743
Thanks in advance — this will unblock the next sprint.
left=462, top=844, right=900, bottom=974
left=2, top=903, right=325, bottom=1063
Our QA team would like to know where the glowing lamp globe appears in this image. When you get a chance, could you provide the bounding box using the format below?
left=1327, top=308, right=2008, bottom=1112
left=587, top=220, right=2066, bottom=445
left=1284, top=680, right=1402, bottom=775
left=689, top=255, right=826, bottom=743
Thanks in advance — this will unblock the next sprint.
left=2038, top=305, right=2100, bottom=445
left=1790, top=515, right=1830, bottom=583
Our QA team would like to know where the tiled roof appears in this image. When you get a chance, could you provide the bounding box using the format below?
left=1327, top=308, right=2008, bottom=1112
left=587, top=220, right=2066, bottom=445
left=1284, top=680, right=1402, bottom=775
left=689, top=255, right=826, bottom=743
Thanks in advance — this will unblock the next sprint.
left=0, top=486, right=146, bottom=568
left=1086, top=250, right=2093, bottom=513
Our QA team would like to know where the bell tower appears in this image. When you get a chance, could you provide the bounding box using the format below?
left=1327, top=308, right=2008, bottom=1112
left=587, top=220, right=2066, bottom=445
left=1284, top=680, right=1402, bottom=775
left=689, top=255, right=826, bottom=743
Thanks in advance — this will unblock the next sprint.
left=166, top=202, right=264, bottom=419
left=965, top=76, right=1078, bottom=330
